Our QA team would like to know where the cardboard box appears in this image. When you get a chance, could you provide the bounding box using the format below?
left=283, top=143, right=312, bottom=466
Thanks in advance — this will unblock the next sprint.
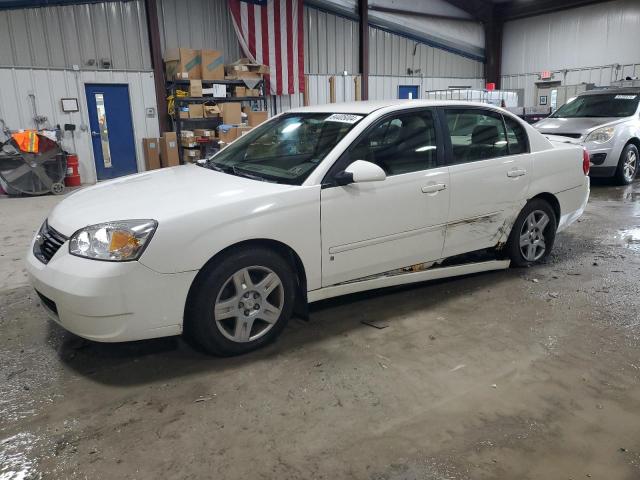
left=221, top=103, right=242, bottom=125
left=142, top=138, right=161, bottom=170
left=204, top=104, right=221, bottom=118
left=180, top=130, right=195, bottom=138
left=246, top=88, right=260, bottom=97
left=237, top=126, right=253, bottom=136
left=189, top=80, right=203, bottom=97
left=225, top=58, right=268, bottom=80
left=160, top=132, right=179, bottom=167
left=181, top=138, right=198, bottom=148
left=182, top=148, right=201, bottom=163
left=235, top=86, right=247, bottom=97
left=201, top=50, right=225, bottom=80
left=194, top=128, right=215, bottom=138
left=203, top=85, right=227, bottom=97
left=188, top=103, right=204, bottom=118
left=218, top=127, right=238, bottom=144
left=164, top=48, right=201, bottom=80
left=247, top=110, right=268, bottom=127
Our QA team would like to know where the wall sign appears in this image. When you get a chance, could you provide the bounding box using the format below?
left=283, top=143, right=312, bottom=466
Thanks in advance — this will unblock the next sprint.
left=61, top=98, right=79, bottom=112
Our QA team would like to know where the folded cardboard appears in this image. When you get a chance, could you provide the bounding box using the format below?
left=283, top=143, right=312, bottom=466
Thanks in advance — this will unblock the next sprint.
left=221, top=103, right=242, bottom=125
left=247, top=110, right=268, bottom=127
left=189, top=79, right=203, bottom=97
left=201, top=50, right=225, bottom=80
left=164, top=48, right=201, bottom=80
left=160, top=132, right=179, bottom=167
left=142, top=138, right=161, bottom=170
left=188, top=103, right=204, bottom=118
left=204, top=104, right=221, bottom=118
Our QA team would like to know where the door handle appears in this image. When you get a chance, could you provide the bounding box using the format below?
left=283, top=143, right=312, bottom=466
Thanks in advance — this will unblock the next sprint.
left=421, top=183, right=447, bottom=194
left=91, top=131, right=100, bottom=137
left=507, top=168, right=527, bottom=178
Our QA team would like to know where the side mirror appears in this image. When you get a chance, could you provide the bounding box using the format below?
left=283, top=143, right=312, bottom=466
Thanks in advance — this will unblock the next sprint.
left=334, top=160, right=386, bottom=186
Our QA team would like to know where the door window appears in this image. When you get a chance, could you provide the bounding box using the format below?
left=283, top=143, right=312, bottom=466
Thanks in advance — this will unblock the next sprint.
left=444, top=108, right=508, bottom=163
left=344, top=110, right=438, bottom=175
left=94, top=93, right=113, bottom=168
left=504, top=116, right=529, bottom=155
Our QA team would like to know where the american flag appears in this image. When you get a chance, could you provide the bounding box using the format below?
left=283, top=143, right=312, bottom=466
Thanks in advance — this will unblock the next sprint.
left=228, top=0, right=305, bottom=95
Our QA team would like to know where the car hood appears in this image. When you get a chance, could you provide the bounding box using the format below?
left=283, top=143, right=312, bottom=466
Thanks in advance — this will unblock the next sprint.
left=534, top=117, right=624, bottom=136
left=48, top=164, right=294, bottom=236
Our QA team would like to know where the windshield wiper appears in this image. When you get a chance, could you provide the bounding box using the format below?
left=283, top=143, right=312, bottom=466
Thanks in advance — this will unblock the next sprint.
left=231, top=166, right=278, bottom=183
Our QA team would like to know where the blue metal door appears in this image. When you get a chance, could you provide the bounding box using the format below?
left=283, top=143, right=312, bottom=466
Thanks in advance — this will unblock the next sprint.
left=398, top=85, right=420, bottom=99
left=85, top=84, right=138, bottom=180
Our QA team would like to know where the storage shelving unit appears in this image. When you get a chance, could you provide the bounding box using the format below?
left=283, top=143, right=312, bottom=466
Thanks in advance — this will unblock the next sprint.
left=166, top=78, right=267, bottom=161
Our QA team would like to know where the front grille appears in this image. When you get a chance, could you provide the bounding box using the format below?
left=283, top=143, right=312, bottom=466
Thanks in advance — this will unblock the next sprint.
left=33, top=221, right=67, bottom=264
left=36, top=290, right=58, bottom=315
left=591, top=153, right=607, bottom=165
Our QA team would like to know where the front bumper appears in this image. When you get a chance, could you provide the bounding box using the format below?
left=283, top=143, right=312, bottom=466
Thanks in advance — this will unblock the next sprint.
left=26, top=242, right=197, bottom=342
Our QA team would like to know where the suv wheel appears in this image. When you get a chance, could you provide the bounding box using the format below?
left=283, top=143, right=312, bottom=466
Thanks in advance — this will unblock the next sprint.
left=615, top=143, right=638, bottom=185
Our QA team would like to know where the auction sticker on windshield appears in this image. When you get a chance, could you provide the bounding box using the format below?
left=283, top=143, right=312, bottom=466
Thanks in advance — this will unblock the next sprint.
left=325, top=113, right=363, bottom=123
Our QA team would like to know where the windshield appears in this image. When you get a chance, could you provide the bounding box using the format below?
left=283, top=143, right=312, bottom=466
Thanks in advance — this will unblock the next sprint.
left=551, top=93, right=639, bottom=118
left=206, top=112, right=363, bottom=184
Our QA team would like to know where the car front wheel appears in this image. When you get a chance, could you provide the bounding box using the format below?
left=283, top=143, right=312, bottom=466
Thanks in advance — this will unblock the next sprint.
left=505, top=199, right=557, bottom=267
left=186, top=247, right=296, bottom=356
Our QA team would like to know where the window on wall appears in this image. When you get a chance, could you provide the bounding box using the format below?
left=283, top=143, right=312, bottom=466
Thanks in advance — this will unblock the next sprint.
left=444, top=109, right=508, bottom=163
left=345, top=110, right=439, bottom=175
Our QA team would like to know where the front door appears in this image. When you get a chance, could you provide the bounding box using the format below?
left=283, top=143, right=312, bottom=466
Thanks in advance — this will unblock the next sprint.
left=85, top=84, right=137, bottom=180
left=440, top=107, right=532, bottom=258
left=321, top=109, right=449, bottom=286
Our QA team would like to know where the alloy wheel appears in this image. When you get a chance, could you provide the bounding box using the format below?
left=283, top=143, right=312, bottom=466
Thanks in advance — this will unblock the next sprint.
left=519, top=210, right=550, bottom=262
left=623, top=149, right=637, bottom=183
left=214, top=266, right=284, bottom=343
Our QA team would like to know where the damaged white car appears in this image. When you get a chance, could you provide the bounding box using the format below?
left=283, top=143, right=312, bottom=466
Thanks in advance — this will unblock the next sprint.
left=27, top=100, right=590, bottom=355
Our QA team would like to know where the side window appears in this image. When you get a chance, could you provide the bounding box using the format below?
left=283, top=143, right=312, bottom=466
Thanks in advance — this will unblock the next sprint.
left=504, top=116, right=529, bottom=155
left=346, top=110, right=438, bottom=175
left=444, top=109, right=508, bottom=163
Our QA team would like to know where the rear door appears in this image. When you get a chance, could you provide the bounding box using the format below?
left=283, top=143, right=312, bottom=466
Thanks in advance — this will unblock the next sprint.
left=440, top=108, right=532, bottom=258
left=320, top=108, right=449, bottom=286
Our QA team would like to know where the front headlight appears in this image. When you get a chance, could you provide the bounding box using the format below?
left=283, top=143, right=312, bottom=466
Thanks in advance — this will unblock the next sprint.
left=585, top=126, right=615, bottom=144
left=69, top=219, right=157, bottom=261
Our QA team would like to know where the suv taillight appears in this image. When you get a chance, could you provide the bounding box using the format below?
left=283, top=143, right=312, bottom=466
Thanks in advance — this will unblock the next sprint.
left=582, top=148, right=590, bottom=175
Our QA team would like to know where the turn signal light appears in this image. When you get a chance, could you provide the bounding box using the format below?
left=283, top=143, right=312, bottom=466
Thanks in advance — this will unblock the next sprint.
left=582, top=148, right=590, bottom=175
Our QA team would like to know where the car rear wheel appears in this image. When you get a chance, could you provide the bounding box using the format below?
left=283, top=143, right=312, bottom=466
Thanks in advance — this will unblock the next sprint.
left=505, top=199, right=557, bottom=267
left=186, top=248, right=296, bottom=356
left=614, top=143, right=638, bottom=185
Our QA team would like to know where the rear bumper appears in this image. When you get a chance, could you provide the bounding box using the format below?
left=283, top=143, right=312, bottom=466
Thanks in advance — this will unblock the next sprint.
left=589, top=166, right=617, bottom=178
left=556, top=176, right=590, bottom=233
left=26, top=245, right=197, bottom=342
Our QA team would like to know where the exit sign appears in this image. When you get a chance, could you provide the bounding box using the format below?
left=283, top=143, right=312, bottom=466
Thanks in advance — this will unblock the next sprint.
left=540, top=70, right=553, bottom=80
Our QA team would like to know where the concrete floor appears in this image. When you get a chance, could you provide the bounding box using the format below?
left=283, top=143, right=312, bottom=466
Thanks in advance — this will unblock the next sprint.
left=1, top=180, right=639, bottom=480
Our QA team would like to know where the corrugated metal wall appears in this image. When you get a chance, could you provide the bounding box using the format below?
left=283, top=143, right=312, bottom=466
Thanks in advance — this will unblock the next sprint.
left=157, top=0, right=241, bottom=61
left=0, top=1, right=151, bottom=70
left=304, top=7, right=359, bottom=75
left=0, top=68, right=159, bottom=184
left=368, top=26, right=483, bottom=77
left=501, top=0, right=640, bottom=107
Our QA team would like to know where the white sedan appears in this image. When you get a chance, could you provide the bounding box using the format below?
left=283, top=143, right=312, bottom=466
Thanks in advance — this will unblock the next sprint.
left=27, top=100, right=590, bottom=355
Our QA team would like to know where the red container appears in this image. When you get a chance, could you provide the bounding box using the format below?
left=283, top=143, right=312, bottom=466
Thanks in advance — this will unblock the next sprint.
left=65, top=154, right=81, bottom=187
left=486, top=82, right=496, bottom=91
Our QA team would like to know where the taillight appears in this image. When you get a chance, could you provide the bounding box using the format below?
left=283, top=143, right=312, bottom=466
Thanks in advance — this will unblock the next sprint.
left=582, top=148, right=590, bottom=175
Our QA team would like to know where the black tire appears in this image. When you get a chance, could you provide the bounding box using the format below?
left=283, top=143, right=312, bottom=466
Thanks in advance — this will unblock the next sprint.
left=185, top=247, right=296, bottom=356
left=505, top=198, right=557, bottom=267
left=614, top=143, right=638, bottom=186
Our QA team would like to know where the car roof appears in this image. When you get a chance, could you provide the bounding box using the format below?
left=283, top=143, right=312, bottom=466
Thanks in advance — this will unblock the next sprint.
left=580, top=87, right=640, bottom=96
left=287, top=99, right=505, bottom=115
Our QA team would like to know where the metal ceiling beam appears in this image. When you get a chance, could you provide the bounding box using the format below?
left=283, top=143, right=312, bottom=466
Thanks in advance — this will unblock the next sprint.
left=495, top=0, right=616, bottom=21
left=441, top=0, right=493, bottom=22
